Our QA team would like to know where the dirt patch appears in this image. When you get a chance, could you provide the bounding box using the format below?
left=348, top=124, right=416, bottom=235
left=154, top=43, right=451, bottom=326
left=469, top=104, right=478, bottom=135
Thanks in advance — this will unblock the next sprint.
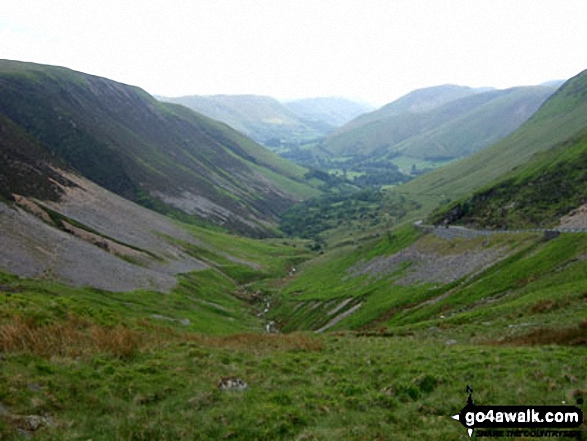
left=487, top=320, right=587, bottom=346
left=12, top=194, right=54, bottom=224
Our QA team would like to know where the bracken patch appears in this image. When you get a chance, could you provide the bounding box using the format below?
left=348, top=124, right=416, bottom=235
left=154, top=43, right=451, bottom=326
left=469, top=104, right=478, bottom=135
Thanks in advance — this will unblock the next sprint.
left=487, top=320, right=587, bottom=346
left=0, top=315, right=143, bottom=360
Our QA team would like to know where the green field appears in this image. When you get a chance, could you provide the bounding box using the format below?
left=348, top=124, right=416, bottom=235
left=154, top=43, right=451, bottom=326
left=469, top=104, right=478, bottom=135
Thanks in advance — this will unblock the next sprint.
left=2, top=325, right=584, bottom=440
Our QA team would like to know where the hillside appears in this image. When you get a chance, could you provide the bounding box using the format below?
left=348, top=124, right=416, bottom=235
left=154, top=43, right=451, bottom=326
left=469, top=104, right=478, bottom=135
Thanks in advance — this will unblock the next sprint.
left=323, top=86, right=556, bottom=159
left=282, top=97, right=373, bottom=129
left=0, top=110, right=311, bottom=293
left=332, top=84, right=479, bottom=136
left=0, top=60, right=322, bottom=236
left=272, top=68, right=587, bottom=334
left=159, top=94, right=338, bottom=147
left=274, top=225, right=587, bottom=335
left=397, top=69, right=587, bottom=213
left=429, top=122, right=587, bottom=230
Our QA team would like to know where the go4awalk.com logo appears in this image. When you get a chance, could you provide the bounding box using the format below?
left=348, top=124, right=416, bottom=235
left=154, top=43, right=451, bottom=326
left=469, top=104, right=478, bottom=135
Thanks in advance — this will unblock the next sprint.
left=451, top=386, right=584, bottom=438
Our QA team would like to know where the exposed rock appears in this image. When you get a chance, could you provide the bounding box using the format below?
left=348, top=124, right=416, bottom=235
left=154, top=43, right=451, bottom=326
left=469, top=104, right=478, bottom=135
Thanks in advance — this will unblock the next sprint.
left=218, top=377, right=248, bottom=391
left=348, top=240, right=505, bottom=286
left=0, top=169, right=209, bottom=292
left=327, top=298, right=354, bottom=317
left=150, top=314, right=191, bottom=326
left=0, top=402, right=9, bottom=415
left=10, top=414, right=54, bottom=431
left=26, top=383, right=41, bottom=392
left=543, top=230, right=561, bottom=240
left=316, top=302, right=363, bottom=333
left=558, top=203, right=587, bottom=228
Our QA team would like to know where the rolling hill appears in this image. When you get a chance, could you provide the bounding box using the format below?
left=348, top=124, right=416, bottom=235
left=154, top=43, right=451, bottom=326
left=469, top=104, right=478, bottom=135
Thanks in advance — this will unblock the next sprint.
left=158, top=94, right=316, bottom=145
left=428, top=96, right=587, bottom=228
left=160, top=95, right=356, bottom=148
left=0, top=60, right=322, bottom=236
left=323, top=85, right=556, bottom=159
left=159, top=94, right=372, bottom=148
left=331, top=84, right=480, bottom=136
left=270, top=68, right=587, bottom=334
left=397, top=68, right=587, bottom=213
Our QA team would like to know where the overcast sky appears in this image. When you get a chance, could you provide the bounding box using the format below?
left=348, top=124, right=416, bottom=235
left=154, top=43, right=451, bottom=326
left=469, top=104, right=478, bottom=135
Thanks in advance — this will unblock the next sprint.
left=2, top=0, right=587, bottom=106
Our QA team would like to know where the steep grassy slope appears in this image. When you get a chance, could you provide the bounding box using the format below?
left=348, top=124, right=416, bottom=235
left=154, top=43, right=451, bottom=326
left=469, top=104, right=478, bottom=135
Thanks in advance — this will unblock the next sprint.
left=0, top=60, right=321, bottom=236
left=274, top=225, right=587, bottom=334
left=393, top=86, right=555, bottom=159
left=397, top=69, right=587, bottom=213
left=323, top=86, right=555, bottom=158
left=429, top=129, right=587, bottom=229
left=159, top=94, right=331, bottom=146
left=334, top=84, right=478, bottom=136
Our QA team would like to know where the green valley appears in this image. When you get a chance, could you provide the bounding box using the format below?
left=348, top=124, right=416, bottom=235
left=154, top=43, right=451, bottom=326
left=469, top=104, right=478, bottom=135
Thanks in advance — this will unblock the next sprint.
left=158, top=94, right=372, bottom=149
left=1, top=60, right=586, bottom=440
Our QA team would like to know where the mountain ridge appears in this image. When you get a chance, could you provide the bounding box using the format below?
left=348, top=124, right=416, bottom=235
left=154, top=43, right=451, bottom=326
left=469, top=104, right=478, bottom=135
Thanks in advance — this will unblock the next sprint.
left=397, top=68, right=587, bottom=211
left=323, top=85, right=556, bottom=159
left=0, top=60, right=322, bottom=236
left=331, top=84, right=479, bottom=137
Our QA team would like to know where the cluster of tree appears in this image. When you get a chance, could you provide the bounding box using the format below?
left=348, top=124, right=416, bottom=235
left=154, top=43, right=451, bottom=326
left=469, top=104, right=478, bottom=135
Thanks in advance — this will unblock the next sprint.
left=279, top=188, right=421, bottom=241
left=352, top=169, right=406, bottom=187
left=280, top=142, right=411, bottom=189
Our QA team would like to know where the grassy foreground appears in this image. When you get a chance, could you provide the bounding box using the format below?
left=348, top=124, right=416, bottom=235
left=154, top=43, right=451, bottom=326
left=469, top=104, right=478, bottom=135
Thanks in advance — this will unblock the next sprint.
left=1, top=314, right=585, bottom=440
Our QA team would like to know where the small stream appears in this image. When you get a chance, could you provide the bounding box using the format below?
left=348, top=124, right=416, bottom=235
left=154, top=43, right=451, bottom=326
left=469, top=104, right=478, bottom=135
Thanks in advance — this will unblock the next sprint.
left=257, top=298, right=278, bottom=333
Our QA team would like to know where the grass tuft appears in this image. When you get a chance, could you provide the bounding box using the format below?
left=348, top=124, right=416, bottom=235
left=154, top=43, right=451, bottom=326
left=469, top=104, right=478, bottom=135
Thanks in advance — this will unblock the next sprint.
left=197, top=332, right=324, bottom=353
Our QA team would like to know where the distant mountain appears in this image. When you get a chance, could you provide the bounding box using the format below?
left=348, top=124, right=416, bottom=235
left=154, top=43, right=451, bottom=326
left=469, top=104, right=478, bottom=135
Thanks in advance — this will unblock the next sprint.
left=0, top=60, right=322, bottom=236
left=541, top=79, right=566, bottom=88
left=389, top=86, right=556, bottom=160
left=158, top=94, right=320, bottom=146
left=333, top=84, right=478, bottom=136
left=400, top=69, right=587, bottom=215
left=159, top=94, right=373, bottom=147
left=282, top=97, right=374, bottom=130
left=323, top=85, right=556, bottom=159
left=428, top=71, right=587, bottom=229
